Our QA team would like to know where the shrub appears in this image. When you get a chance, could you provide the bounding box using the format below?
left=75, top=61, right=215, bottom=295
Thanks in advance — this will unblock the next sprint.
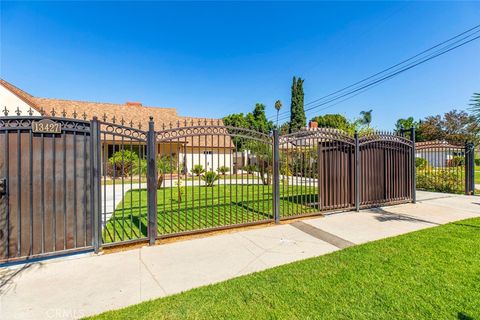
left=243, top=165, right=257, bottom=174
left=415, top=157, right=428, bottom=170
left=474, top=158, right=480, bottom=166
left=175, top=179, right=184, bottom=202
left=447, top=156, right=464, bottom=167
left=132, top=159, right=147, bottom=176
left=157, top=156, right=176, bottom=188
left=416, top=168, right=463, bottom=194
left=216, top=166, right=230, bottom=175
left=191, top=164, right=205, bottom=176
left=108, top=150, right=139, bottom=177
left=202, top=171, right=219, bottom=187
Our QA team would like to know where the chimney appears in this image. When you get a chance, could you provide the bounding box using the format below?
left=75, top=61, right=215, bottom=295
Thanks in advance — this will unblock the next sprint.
left=126, top=102, right=142, bottom=107
left=308, top=120, right=318, bottom=129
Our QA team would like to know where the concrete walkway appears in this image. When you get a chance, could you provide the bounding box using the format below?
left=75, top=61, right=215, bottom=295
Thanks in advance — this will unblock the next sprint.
left=1, top=191, right=479, bottom=319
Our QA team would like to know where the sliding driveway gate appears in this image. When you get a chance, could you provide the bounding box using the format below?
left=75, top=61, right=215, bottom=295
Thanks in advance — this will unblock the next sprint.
left=1, top=112, right=427, bottom=263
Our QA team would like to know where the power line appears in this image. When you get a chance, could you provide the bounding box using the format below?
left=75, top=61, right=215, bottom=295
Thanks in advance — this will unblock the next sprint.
left=270, top=24, right=480, bottom=121
left=275, top=32, right=480, bottom=123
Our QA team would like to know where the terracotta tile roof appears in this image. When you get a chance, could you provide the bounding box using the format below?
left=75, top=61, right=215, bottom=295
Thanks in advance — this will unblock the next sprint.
left=0, top=79, right=38, bottom=108
left=1, top=79, right=233, bottom=148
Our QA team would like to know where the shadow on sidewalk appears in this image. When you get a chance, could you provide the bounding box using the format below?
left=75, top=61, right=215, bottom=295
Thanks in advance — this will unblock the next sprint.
left=370, top=207, right=440, bottom=225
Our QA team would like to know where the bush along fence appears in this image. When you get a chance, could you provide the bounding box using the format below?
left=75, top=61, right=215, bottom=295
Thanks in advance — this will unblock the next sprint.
left=414, top=140, right=476, bottom=195
left=0, top=109, right=475, bottom=263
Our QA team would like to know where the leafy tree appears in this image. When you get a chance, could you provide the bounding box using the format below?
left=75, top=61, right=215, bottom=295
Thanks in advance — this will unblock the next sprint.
left=223, top=103, right=273, bottom=150
left=418, top=110, right=479, bottom=145
left=469, top=92, right=480, bottom=123
left=223, top=113, right=247, bottom=129
left=359, top=109, right=373, bottom=128
left=311, top=114, right=354, bottom=132
left=250, top=103, right=273, bottom=134
left=274, top=100, right=282, bottom=127
left=310, top=113, right=373, bottom=136
left=157, top=156, right=175, bottom=188
left=108, top=150, right=139, bottom=177
left=279, top=122, right=290, bottom=135
left=289, top=76, right=306, bottom=133
left=394, top=117, right=425, bottom=141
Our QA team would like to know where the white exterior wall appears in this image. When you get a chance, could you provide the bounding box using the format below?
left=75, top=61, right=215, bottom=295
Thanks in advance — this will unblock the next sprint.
left=180, top=149, right=233, bottom=173
left=0, top=85, right=40, bottom=116
left=416, top=150, right=453, bottom=167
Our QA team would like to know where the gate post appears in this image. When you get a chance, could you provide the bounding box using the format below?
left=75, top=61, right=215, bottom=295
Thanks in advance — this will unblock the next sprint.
left=465, top=142, right=475, bottom=195
left=410, top=127, right=416, bottom=203
left=354, top=131, right=360, bottom=212
left=91, top=117, right=102, bottom=253
left=147, top=117, right=158, bottom=245
left=272, top=129, right=280, bottom=223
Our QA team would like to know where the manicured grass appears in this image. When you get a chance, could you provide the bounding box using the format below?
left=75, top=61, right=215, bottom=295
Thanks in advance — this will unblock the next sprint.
left=103, top=184, right=318, bottom=243
left=89, top=217, right=480, bottom=319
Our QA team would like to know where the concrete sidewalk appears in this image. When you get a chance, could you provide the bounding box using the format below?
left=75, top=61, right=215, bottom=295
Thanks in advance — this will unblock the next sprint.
left=1, top=191, right=479, bottom=320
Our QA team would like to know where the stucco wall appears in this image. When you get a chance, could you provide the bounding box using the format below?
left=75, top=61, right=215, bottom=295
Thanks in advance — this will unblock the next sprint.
left=0, top=85, right=40, bottom=116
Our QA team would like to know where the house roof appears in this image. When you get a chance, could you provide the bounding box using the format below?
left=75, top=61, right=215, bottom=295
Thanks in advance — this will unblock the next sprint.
left=1, top=79, right=234, bottom=149
left=415, top=140, right=461, bottom=150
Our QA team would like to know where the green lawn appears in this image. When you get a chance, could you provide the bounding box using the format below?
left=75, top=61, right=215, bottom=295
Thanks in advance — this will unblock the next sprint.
left=89, top=217, right=480, bottom=319
left=103, top=184, right=318, bottom=243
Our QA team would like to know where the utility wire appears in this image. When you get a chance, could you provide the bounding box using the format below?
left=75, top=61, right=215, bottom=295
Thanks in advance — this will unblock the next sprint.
left=275, top=33, right=480, bottom=123
left=270, top=24, right=480, bottom=121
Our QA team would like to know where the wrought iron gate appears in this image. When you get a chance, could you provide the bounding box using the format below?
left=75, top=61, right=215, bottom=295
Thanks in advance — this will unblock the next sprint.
left=1, top=112, right=437, bottom=264
left=0, top=116, right=95, bottom=263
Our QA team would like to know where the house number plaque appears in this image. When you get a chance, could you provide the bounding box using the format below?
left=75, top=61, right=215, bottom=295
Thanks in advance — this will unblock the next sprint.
left=32, top=119, right=62, bottom=134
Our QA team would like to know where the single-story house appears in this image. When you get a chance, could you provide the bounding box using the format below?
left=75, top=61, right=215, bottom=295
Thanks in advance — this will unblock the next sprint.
left=415, top=140, right=464, bottom=167
left=0, top=79, right=234, bottom=175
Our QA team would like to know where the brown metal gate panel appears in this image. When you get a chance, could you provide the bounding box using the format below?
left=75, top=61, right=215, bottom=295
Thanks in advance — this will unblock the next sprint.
left=359, top=138, right=413, bottom=207
left=0, top=117, right=94, bottom=263
left=318, top=141, right=355, bottom=211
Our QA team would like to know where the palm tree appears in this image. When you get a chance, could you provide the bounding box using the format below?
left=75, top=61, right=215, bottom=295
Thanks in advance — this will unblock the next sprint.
left=274, top=100, right=282, bottom=127
left=359, top=109, right=373, bottom=128
left=470, top=93, right=480, bottom=123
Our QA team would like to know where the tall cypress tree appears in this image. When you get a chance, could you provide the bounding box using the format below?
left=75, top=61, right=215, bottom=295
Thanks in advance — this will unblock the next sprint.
left=289, top=76, right=306, bottom=132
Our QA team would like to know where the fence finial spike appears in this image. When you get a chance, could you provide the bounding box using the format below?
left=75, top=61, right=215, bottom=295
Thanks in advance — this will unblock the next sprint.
left=39, top=107, right=45, bottom=116
left=149, top=116, right=154, bottom=122
left=82, top=112, right=87, bottom=120
left=102, top=113, right=107, bottom=122
left=2, top=106, right=8, bottom=116
left=61, top=109, right=67, bottom=117
left=129, top=120, right=134, bottom=127
left=120, top=117, right=125, bottom=125
left=51, top=108, right=56, bottom=117
left=16, top=106, right=21, bottom=116
left=28, top=107, right=34, bottom=116
left=73, top=110, right=78, bottom=119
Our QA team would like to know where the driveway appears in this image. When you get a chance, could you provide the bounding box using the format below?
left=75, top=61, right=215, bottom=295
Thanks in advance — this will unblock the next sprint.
left=1, top=190, right=479, bottom=319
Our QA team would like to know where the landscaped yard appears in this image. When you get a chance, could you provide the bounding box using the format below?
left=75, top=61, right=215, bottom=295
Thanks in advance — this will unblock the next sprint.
left=89, top=217, right=480, bottom=319
left=103, top=184, right=318, bottom=243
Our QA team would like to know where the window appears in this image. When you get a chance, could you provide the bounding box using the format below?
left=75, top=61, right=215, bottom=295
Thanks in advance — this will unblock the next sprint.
left=203, top=151, right=213, bottom=155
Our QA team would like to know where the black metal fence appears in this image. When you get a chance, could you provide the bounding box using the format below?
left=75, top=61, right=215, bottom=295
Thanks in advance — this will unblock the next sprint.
left=3, top=111, right=450, bottom=264
left=415, top=140, right=475, bottom=195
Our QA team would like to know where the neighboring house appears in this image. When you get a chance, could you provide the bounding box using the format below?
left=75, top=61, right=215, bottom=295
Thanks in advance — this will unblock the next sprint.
left=415, top=140, right=463, bottom=167
left=0, top=79, right=234, bottom=174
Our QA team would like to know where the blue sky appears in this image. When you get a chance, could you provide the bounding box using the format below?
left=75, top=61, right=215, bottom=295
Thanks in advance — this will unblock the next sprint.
left=1, top=1, right=479, bottom=129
